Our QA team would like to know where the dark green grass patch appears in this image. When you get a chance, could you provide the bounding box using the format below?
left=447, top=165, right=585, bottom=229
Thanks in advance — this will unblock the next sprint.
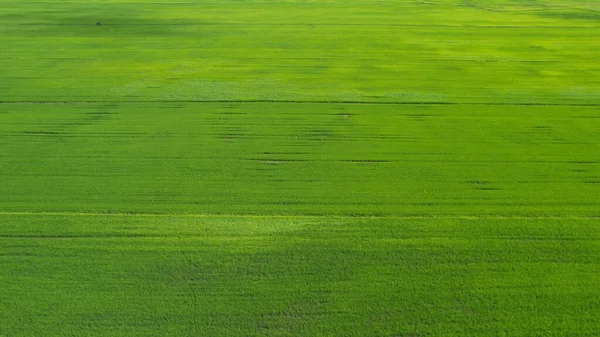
left=1, top=103, right=599, bottom=216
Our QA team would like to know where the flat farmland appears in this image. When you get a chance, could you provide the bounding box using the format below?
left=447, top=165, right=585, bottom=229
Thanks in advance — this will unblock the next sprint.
left=1, top=102, right=600, bottom=216
left=1, top=215, right=599, bottom=336
left=1, top=0, right=599, bottom=336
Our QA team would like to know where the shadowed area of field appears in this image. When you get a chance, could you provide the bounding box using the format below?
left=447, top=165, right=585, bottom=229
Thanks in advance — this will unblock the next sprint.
left=1, top=214, right=599, bottom=336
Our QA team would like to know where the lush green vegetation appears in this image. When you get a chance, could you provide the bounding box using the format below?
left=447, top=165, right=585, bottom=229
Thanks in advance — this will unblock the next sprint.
left=1, top=0, right=599, bottom=336
left=2, top=0, right=599, bottom=104
left=2, top=102, right=599, bottom=216
left=1, top=214, right=599, bottom=336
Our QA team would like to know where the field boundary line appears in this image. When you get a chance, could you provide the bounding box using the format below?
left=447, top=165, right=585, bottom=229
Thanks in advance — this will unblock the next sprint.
left=10, top=22, right=600, bottom=29
left=0, top=211, right=597, bottom=220
left=1, top=100, right=600, bottom=107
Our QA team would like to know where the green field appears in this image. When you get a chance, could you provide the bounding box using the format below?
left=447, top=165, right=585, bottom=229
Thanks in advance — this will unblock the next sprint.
left=1, top=0, right=599, bottom=336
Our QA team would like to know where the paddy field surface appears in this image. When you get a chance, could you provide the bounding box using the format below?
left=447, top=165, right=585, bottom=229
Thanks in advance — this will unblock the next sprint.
left=1, top=0, right=599, bottom=336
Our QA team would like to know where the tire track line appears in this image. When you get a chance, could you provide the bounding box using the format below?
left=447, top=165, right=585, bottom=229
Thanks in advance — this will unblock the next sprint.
left=0, top=211, right=598, bottom=220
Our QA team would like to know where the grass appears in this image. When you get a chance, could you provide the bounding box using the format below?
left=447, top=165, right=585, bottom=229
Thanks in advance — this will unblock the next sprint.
left=1, top=0, right=599, bottom=336
left=2, top=1, right=599, bottom=104
left=1, top=214, right=599, bottom=336
left=1, top=102, right=598, bottom=216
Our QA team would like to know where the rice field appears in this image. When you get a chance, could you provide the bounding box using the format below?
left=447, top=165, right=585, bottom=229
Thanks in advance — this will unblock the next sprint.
left=1, top=0, right=599, bottom=336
